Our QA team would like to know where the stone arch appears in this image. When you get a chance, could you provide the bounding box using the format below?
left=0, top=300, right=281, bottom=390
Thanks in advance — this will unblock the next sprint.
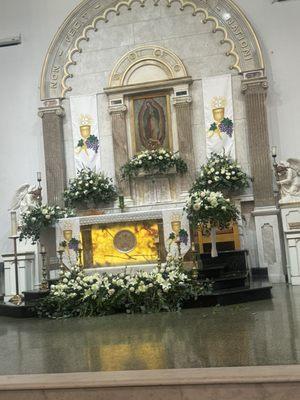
left=108, top=45, right=189, bottom=87
left=40, top=0, right=265, bottom=100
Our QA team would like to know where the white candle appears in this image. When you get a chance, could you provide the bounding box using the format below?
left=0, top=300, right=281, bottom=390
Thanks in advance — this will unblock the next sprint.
left=41, top=245, right=46, bottom=253
left=272, top=146, right=277, bottom=157
left=10, top=211, right=18, bottom=236
left=37, top=171, right=42, bottom=181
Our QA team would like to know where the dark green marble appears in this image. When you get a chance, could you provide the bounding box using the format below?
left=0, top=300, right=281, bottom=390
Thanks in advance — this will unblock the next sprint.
left=0, top=284, right=299, bottom=375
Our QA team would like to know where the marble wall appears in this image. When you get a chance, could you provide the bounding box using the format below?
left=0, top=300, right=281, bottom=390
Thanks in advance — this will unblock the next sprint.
left=63, top=2, right=250, bottom=182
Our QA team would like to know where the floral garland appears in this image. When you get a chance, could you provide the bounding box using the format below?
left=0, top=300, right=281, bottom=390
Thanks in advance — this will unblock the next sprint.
left=36, top=257, right=211, bottom=318
left=121, top=148, right=188, bottom=179
left=19, top=205, right=76, bottom=244
left=192, top=152, right=249, bottom=194
left=64, top=169, right=118, bottom=207
left=185, top=190, right=239, bottom=230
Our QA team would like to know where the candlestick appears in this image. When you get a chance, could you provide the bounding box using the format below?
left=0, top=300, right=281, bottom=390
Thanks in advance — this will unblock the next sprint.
left=10, top=211, right=18, bottom=237
left=77, top=242, right=83, bottom=267
left=40, top=247, right=48, bottom=291
left=271, top=146, right=277, bottom=157
left=37, top=171, right=42, bottom=181
left=8, top=234, right=23, bottom=306
left=118, top=195, right=125, bottom=212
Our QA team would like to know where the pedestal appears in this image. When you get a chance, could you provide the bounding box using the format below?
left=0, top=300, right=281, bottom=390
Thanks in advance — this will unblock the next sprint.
left=252, top=207, right=285, bottom=283
left=281, top=203, right=300, bottom=285
left=2, top=252, right=35, bottom=302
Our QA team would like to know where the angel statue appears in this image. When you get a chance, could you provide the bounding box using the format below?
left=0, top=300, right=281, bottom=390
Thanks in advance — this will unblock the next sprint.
left=276, top=159, right=300, bottom=203
left=9, top=184, right=41, bottom=217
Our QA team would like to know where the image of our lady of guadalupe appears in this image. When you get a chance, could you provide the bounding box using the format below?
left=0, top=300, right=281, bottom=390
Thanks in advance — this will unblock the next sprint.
left=138, top=98, right=166, bottom=150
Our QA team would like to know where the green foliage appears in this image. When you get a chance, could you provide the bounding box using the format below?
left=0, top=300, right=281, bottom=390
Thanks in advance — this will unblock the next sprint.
left=64, top=169, right=118, bottom=207
left=19, top=205, right=75, bottom=244
left=192, top=152, right=249, bottom=195
left=185, top=190, right=239, bottom=230
left=36, top=258, right=211, bottom=319
left=121, top=148, right=188, bottom=179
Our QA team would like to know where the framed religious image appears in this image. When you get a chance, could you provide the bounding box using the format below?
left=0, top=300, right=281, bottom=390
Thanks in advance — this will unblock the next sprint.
left=130, top=92, right=173, bottom=152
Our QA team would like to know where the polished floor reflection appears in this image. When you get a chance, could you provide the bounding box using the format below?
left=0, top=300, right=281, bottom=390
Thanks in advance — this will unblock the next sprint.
left=1, top=284, right=300, bottom=375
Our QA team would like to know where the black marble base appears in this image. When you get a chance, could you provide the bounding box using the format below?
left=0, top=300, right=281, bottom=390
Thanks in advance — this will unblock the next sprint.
left=23, top=290, right=49, bottom=305
left=185, top=280, right=272, bottom=308
left=0, top=303, right=35, bottom=318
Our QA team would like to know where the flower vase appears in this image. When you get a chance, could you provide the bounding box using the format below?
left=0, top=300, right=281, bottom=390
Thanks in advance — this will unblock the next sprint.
left=210, top=226, right=218, bottom=258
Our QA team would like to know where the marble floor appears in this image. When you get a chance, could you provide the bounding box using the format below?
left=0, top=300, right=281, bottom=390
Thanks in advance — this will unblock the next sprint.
left=1, top=284, right=300, bottom=375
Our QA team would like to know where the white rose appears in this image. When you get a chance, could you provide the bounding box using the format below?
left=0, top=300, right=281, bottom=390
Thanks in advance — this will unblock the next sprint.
left=159, top=156, right=163, bottom=160
left=231, top=171, right=236, bottom=175
left=130, top=287, right=135, bottom=292
left=193, top=203, right=201, bottom=211
left=45, top=215, right=51, bottom=220
left=31, top=217, right=36, bottom=222
left=208, top=180, right=212, bottom=184
left=226, top=176, right=230, bottom=180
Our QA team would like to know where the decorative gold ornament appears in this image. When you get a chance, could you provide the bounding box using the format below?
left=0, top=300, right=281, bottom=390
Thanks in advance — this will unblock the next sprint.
left=113, top=230, right=137, bottom=253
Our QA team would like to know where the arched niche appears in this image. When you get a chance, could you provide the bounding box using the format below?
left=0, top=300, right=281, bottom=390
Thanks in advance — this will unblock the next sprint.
left=40, top=0, right=265, bottom=100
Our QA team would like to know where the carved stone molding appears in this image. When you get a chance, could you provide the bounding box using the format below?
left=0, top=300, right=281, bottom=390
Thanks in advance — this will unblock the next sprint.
left=171, top=95, right=193, bottom=107
left=40, top=0, right=265, bottom=100
left=241, top=75, right=268, bottom=94
left=108, top=104, right=127, bottom=115
left=38, top=106, right=65, bottom=118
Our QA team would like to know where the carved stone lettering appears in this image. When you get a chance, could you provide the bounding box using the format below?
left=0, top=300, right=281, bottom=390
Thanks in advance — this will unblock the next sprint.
left=227, top=18, right=253, bottom=61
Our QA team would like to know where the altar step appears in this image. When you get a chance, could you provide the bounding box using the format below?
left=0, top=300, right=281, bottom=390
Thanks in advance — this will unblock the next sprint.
left=188, top=279, right=272, bottom=307
left=0, top=366, right=300, bottom=400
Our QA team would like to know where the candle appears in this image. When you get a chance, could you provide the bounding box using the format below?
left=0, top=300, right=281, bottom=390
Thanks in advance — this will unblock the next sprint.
left=10, top=211, right=18, bottom=236
left=37, top=171, right=42, bottom=181
left=272, top=146, right=277, bottom=157
left=191, top=242, right=196, bottom=252
left=41, top=245, right=46, bottom=253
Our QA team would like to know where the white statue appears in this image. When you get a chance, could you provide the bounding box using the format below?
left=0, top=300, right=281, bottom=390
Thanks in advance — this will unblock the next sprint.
left=276, top=159, right=300, bottom=203
left=9, top=184, right=40, bottom=217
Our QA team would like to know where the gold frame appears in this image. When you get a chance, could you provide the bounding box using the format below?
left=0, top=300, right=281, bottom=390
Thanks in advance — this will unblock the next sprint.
left=129, top=91, right=173, bottom=155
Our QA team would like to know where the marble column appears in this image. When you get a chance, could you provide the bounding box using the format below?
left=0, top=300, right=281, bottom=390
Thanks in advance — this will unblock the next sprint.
left=108, top=104, right=131, bottom=200
left=172, top=95, right=196, bottom=196
left=242, top=75, right=274, bottom=207
left=38, top=99, right=66, bottom=206
left=242, top=73, right=285, bottom=283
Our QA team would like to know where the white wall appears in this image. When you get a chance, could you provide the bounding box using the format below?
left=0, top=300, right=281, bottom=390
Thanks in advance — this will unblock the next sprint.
left=0, top=0, right=80, bottom=257
left=0, top=0, right=299, bottom=259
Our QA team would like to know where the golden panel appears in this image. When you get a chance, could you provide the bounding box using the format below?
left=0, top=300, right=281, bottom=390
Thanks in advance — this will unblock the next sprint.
left=91, top=222, right=159, bottom=267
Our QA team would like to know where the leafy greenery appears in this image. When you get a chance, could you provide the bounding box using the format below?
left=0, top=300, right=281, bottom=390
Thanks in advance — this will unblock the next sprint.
left=19, top=205, right=76, bottom=244
left=121, top=148, right=188, bottom=179
left=185, top=189, right=239, bottom=230
left=36, top=258, right=211, bottom=318
left=64, top=169, right=118, bottom=207
left=192, top=152, right=249, bottom=195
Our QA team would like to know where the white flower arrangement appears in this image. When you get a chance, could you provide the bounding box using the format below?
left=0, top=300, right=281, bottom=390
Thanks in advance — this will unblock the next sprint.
left=37, top=257, right=210, bottom=318
left=64, top=168, right=118, bottom=207
left=19, top=205, right=75, bottom=244
left=185, top=189, right=239, bottom=231
left=121, top=148, right=188, bottom=179
left=192, top=152, right=249, bottom=195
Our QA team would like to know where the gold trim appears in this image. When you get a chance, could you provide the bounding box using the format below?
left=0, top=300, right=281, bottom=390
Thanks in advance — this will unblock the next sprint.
left=129, top=91, right=173, bottom=155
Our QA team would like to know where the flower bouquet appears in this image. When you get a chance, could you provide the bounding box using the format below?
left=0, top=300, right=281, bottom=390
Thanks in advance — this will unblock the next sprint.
left=121, top=148, right=188, bottom=179
left=19, top=205, right=75, bottom=244
left=192, top=152, right=249, bottom=196
left=64, top=169, right=118, bottom=211
left=185, top=190, right=239, bottom=257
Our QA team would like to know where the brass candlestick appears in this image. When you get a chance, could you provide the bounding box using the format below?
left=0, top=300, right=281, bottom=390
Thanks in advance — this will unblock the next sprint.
left=57, top=247, right=68, bottom=272
left=40, top=245, right=49, bottom=291
left=77, top=242, right=83, bottom=268
left=8, top=235, right=23, bottom=306
left=154, top=235, right=161, bottom=270
left=191, top=242, right=198, bottom=280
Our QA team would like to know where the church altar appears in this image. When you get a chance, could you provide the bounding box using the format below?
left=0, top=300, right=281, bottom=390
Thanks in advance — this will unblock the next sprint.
left=56, top=206, right=191, bottom=273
